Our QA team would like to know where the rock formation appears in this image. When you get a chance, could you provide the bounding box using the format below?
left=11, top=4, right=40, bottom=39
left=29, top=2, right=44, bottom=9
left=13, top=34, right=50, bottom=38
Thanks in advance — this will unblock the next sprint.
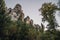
left=7, top=3, right=40, bottom=28
left=24, top=16, right=30, bottom=24
left=8, top=4, right=24, bottom=21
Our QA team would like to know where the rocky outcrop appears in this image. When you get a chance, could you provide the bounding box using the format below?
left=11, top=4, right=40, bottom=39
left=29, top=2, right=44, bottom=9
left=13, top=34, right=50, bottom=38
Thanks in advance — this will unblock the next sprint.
left=24, top=16, right=30, bottom=24
left=7, top=3, right=41, bottom=28
left=30, top=19, right=33, bottom=26
left=8, top=4, right=24, bottom=21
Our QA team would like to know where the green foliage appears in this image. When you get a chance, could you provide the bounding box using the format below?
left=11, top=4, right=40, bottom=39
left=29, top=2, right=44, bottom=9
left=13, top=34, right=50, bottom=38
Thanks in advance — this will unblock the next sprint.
left=0, top=0, right=10, bottom=40
left=40, top=3, right=58, bottom=30
left=0, top=0, right=60, bottom=40
left=39, top=2, right=60, bottom=40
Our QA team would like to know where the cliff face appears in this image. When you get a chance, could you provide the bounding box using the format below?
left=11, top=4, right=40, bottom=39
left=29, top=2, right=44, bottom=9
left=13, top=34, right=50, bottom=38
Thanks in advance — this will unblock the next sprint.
left=7, top=3, right=41, bottom=29
left=8, top=4, right=24, bottom=22
left=7, top=4, right=33, bottom=25
left=24, top=16, right=31, bottom=24
left=24, top=16, right=33, bottom=25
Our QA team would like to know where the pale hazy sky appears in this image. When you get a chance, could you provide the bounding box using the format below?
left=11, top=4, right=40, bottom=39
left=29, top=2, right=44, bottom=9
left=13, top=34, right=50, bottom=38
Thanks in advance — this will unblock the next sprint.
left=5, top=0, right=60, bottom=25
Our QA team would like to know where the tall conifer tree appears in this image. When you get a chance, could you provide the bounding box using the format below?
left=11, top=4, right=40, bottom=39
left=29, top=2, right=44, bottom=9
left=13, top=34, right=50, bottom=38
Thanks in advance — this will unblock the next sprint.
left=0, top=0, right=11, bottom=39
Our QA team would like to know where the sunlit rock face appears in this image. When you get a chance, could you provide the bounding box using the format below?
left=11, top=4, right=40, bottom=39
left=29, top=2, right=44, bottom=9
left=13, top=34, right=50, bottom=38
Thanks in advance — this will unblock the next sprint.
left=14, top=4, right=22, bottom=13
left=30, top=19, right=33, bottom=26
left=24, top=16, right=33, bottom=25
left=7, top=4, right=33, bottom=24
left=24, top=16, right=31, bottom=24
left=6, top=4, right=40, bottom=27
left=8, top=4, right=24, bottom=21
left=18, top=12, right=24, bottom=22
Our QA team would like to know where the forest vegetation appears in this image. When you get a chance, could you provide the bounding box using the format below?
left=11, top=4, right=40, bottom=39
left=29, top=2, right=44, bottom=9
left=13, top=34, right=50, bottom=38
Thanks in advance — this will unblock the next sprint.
left=0, top=0, right=60, bottom=40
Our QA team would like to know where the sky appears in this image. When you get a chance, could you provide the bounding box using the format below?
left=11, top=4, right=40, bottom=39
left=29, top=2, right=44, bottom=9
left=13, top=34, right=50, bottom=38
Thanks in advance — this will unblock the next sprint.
left=5, top=0, right=60, bottom=26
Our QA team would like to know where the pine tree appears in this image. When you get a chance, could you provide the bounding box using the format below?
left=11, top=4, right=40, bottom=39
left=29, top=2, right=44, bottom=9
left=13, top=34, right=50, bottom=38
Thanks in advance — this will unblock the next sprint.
left=40, top=3, right=58, bottom=30
left=39, top=2, right=60, bottom=40
left=0, top=0, right=11, bottom=39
